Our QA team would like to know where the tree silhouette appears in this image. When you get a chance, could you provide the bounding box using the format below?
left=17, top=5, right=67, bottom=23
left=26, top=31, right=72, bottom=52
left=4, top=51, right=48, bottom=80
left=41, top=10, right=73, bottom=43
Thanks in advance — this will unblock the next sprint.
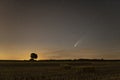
left=30, top=53, right=38, bottom=61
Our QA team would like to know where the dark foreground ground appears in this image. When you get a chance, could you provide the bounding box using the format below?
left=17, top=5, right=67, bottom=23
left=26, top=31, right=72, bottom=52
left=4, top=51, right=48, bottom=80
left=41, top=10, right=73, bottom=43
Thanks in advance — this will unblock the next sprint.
left=0, top=60, right=120, bottom=80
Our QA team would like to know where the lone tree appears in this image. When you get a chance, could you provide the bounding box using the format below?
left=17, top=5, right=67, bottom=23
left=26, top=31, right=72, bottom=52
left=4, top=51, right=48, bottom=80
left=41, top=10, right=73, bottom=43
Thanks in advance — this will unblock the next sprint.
left=30, top=53, right=38, bottom=61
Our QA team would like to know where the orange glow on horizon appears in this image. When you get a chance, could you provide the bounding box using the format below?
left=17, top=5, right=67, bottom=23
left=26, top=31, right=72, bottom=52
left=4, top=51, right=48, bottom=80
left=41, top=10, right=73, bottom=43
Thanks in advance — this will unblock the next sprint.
left=0, top=48, right=120, bottom=60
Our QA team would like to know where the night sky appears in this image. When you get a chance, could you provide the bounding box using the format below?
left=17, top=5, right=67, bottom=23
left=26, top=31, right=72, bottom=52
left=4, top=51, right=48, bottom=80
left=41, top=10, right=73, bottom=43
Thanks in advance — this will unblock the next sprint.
left=0, top=0, right=120, bottom=60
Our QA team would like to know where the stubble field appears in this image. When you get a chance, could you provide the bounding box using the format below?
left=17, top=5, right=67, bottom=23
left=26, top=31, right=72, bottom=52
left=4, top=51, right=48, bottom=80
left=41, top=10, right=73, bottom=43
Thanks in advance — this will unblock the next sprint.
left=0, top=60, right=120, bottom=80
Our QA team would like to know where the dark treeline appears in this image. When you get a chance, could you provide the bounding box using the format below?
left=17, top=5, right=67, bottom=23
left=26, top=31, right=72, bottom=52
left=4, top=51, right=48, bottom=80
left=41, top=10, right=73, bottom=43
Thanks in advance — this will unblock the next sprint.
left=0, top=59, right=120, bottom=62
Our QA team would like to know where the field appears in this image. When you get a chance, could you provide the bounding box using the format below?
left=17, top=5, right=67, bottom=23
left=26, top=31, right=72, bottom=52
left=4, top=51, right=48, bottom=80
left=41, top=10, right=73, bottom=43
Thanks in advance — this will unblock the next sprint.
left=0, top=60, right=120, bottom=80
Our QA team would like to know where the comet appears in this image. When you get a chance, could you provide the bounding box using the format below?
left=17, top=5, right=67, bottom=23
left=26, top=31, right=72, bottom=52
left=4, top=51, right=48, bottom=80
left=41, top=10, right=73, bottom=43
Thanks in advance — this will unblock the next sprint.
left=74, top=40, right=81, bottom=48
left=74, top=35, right=86, bottom=48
